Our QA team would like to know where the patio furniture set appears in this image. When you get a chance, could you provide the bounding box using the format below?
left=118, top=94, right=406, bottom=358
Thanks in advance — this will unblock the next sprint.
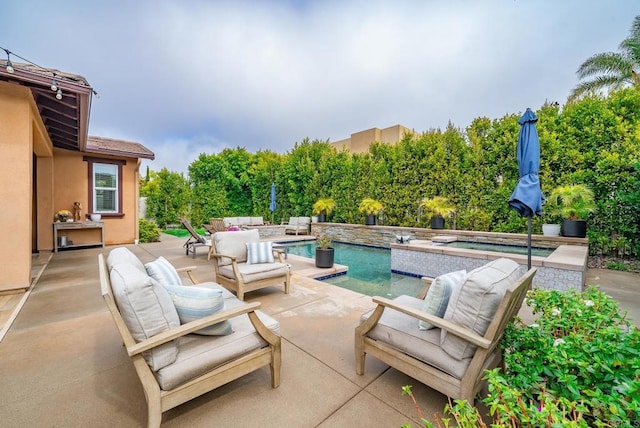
left=100, top=223, right=535, bottom=426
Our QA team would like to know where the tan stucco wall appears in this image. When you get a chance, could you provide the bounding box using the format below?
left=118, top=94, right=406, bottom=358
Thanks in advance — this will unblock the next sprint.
left=330, top=125, right=416, bottom=154
left=52, top=149, right=141, bottom=246
left=0, top=83, right=38, bottom=291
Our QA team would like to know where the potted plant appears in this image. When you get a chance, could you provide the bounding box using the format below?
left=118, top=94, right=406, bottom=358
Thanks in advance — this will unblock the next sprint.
left=315, top=234, right=334, bottom=268
left=419, top=196, right=456, bottom=229
left=547, top=184, right=595, bottom=238
left=312, top=198, right=336, bottom=223
left=358, top=198, right=383, bottom=225
left=541, top=198, right=561, bottom=236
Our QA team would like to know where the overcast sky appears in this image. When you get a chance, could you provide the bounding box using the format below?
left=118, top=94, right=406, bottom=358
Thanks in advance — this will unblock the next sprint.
left=2, top=1, right=638, bottom=174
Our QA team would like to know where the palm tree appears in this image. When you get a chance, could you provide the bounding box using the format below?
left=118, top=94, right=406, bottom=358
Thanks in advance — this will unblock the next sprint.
left=569, top=15, right=640, bottom=101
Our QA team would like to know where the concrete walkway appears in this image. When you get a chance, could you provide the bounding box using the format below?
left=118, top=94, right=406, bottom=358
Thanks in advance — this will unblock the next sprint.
left=1, top=235, right=638, bottom=427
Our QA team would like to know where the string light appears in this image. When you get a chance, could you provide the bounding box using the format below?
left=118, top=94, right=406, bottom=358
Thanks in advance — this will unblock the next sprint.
left=3, top=48, right=13, bottom=73
left=0, top=46, right=99, bottom=102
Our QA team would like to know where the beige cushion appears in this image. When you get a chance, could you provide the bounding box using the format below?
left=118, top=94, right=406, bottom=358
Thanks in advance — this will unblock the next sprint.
left=238, top=217, right=251, bottom=226
left=213, top=229, right=260, bottom=266
left=109, top=263, right=180, bottom=371
left=223, top=217, right=238, bottom=228
left=106, top=247, right=146, bottom=275
left=298, top=216, right=310, bottom=225
left=218, top=262, right=289, bottom=284
left=145, top=256, right=182, bottom=286
left=154, top=301, right=280, bottom=390
left=419, top=270, right=466, bottom=330
left=362, top=295, right=471, bottom=379
left=250, top=216, right=264, bottom=225
left=441, top=258, right=521, bottom=360
left=287, top=217, right=299, bottom=226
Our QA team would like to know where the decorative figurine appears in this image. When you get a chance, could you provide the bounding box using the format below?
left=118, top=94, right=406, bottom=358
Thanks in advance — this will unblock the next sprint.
left=73, top=202, right=82, bottom=222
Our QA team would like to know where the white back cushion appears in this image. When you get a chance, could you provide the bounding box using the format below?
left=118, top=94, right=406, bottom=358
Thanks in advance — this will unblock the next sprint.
left=107, top=247, right=146, bottom=275
left=213, top=229, right=260, bottom=266
left=440, top=258, right=521, bottom=360
left=109, top=263, right=180, bottom=371
left=163, top=285, right=233, bottom=336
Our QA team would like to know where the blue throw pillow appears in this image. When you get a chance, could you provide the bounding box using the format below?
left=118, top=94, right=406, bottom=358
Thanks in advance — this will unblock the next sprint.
left=246, top=241, right=275, bottom=264
left=163, top=285, right=233, bottom=336
left=419, top=270, right=467, bottom=330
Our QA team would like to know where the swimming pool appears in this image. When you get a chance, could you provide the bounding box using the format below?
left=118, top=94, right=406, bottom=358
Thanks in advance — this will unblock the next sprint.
left=444, top=241, right=554, bottom=257
left=282, top=242, right=425, bottom=298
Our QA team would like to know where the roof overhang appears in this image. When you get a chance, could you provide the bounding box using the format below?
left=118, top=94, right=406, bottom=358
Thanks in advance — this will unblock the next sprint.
left=0, top=61, right=93, bottom=152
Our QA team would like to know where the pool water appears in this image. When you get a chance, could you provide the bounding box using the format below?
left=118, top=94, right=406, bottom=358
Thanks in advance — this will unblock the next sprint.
left=445, top=241, right=554, bottom=257
left=282, top=242, right=425, bottom=298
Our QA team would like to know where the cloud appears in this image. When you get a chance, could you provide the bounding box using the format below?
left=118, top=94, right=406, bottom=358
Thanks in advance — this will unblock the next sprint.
left=2, top=0, right=637, bottom=174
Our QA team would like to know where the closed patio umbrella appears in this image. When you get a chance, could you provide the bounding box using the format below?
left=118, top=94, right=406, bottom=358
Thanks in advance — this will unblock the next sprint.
left=509, top=108, right=544, bottom=270
left=269, top=183, right=276, bottom=224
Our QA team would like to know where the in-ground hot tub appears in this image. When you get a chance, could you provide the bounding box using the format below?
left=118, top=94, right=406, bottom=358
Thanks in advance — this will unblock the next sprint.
left=391, top=235, right=588, bottom=292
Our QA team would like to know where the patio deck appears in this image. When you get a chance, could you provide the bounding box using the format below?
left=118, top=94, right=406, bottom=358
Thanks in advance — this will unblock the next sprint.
left=1, top=234, right=638, bottom=427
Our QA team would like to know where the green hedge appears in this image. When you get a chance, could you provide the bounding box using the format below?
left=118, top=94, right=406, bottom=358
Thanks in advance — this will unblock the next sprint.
left=144, top=88, right=640, bottom=257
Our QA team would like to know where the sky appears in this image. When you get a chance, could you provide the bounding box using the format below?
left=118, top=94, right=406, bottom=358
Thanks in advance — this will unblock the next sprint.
left=2, top=1, right=638, bottom=174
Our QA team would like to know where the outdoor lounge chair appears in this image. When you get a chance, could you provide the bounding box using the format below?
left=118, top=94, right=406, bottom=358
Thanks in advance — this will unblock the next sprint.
left=203, top=217, right=226, bottom=235
left=355, top=259, right=535, bottom=403
left=99, top=247, right=281, bottom=428
left=283, top=216, right=310, bottom=235
left=210, top=229, right=291, bottom=300
left=180, top=217, right=212, bottom=258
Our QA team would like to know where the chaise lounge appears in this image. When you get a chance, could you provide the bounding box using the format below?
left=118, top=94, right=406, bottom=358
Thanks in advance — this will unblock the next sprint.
left=283, top=216, right=310, bottom=235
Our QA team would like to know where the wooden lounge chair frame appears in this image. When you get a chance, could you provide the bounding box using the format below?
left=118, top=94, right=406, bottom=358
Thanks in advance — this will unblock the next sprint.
left=180, top=217, right=211, bottom=258
left=355, top=268, right=536, bottom=403
left=99, top=254, right=281, bottom=427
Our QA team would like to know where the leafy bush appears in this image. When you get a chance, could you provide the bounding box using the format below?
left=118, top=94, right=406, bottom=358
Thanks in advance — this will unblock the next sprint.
left=405, top=287, right=640, bottom=426
left=139, top=219, right=161, bottom=243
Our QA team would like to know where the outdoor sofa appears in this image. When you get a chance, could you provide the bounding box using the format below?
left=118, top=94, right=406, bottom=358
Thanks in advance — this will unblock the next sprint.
left=223, top=216, right=265, bottom=228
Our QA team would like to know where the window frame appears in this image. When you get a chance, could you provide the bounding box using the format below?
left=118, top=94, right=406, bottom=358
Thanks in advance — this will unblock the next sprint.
left=83, top=156, right=126, bottom=218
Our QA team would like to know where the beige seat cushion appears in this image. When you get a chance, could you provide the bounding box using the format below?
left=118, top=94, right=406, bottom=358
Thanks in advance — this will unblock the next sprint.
left=213, top=229, right=260, bottom=266
left=441, top=258, right=521, bottom=360
left=154, top=300, right=280, bottom=390
left=362, top=295, right=471, bottom=379
left=218, top=262, right=290, bottom=283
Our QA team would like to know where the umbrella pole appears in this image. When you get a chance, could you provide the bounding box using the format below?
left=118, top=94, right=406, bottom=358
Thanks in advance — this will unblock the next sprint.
left=527, top=215, right=532, bottom=270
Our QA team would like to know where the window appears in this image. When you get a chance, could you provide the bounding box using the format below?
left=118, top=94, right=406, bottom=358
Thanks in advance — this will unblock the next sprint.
left=84, top=157, right=125, bottom=217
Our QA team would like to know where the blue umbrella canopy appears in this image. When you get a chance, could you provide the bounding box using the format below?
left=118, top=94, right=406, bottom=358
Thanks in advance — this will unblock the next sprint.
left=269, top=183, right=277, bottom=213
left=509, top=108, right=543, bottom=217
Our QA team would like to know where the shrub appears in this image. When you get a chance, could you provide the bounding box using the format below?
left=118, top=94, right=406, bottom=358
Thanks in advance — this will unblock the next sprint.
left=139, top=219, right=161, bottom=243
left=405, top=287, right=640, bottom=426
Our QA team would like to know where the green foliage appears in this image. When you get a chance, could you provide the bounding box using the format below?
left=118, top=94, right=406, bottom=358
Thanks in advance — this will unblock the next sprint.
left=570, top=15, right=640, bottom=101
left=142, top=168, right=190, bottom=228
left=138, top=219, right=161, bottom=243
left=312, top=198, right=337, bottom=215
left=547, top=184, right=595, bottom=220
left=357, top=198, right=383, bottom=215
left=419, top=196, right=456, bottom=219
left=404, top=288, right=640, bottom=427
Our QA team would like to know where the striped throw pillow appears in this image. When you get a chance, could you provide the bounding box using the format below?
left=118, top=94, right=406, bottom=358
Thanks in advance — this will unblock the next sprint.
left=145, top=256, right=182, bottom=286
left=419, top=270, right=466, bottom=330
left=246, top=241, right=275, bottom=264
left=163, top=285, right=233, bottom=336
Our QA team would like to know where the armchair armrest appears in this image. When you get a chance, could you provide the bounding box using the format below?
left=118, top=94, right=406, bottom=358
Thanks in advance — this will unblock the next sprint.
left=209, top=253, right=237, bottom=262
left=371, top=296, right=491, bottom=349
left=416, top=277, right=433, bottom=299
left=127, top=302, right=262, bottom=357
left=272, top=248, right=286, bottom=263
left=176, top=265, right=200, bottom=284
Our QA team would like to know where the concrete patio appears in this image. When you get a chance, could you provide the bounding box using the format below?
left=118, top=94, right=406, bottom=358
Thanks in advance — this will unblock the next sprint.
left=1, top=234, right=639, bottom=427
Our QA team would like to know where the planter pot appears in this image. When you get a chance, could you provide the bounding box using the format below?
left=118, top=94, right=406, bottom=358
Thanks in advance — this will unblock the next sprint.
left=431, top=216, right=445, bottom=229
left=542, top=223, right=561, bottom=236
left=317, top=213, right=327, bottom=222
left=364, top=214, right=376, bottom=225
left=315, top=247, right=334, bottom=268
left=562, top=219, right=587, bottom=238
